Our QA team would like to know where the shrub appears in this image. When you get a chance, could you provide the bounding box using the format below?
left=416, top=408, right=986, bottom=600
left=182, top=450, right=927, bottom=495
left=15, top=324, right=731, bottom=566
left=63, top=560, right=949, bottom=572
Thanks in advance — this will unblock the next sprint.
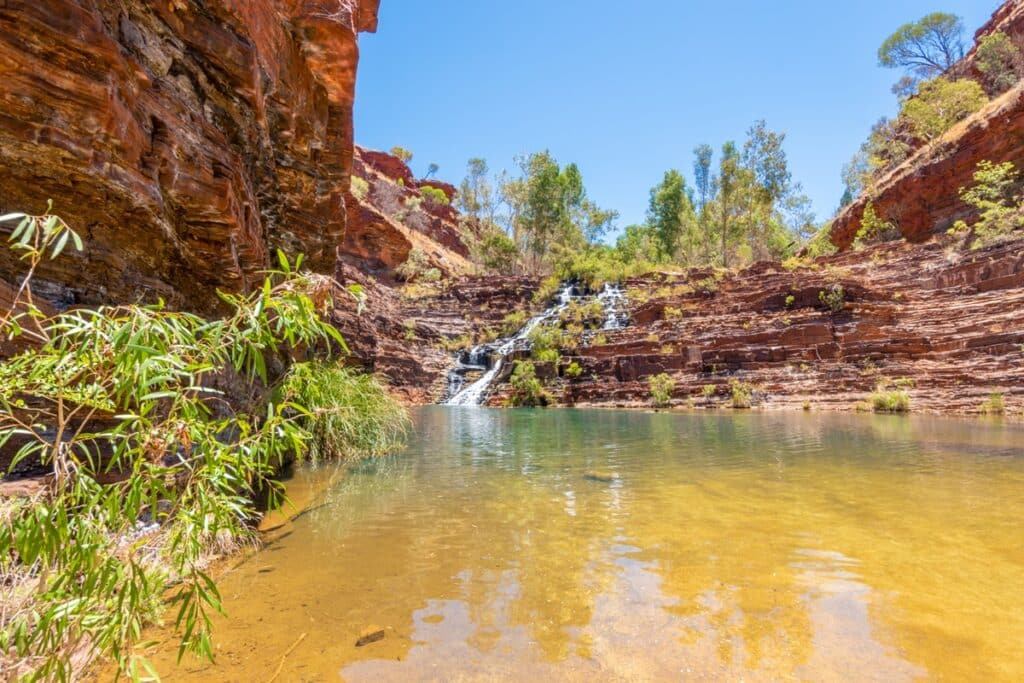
left=702, top=384, right=717, bottom=402
left=475, top=228, right=519, bottom=275
left=899, top=77, right=988, bottom=143
left=980, top=392, right=1006, bottom=415
left=854, top=202, right=899, bottom=248
left=802, top=224, right=839, bottom=259
left=802, top=400, right=812, bottom=411
left=402, top=318, right=417, bottom=340
left=784, top=295, right=795, bottom=308
left=591, top=333, right=609, bottom=346
left=419, top=185, right=450, bottom=205
left=350, top=175, right=370, bottom=201
left=395, top=247, right=431, bottom=282
left=818, top=284, right=846, bottom=313
left=976, top=32, right=1024, bottom=95
left=730, top=380, right=753, bottom=409
left=500, top=310, right=528, bottom=337
left=508, top=360, right=550, bottom=407
left=282, top=362, right=410, bottom=461
left=0, top=210, right=354, bottom=679
left=533, top=274, right=563, bottom=304
left=871, top=387, right=911, bottom=412
left=552, top=245, right=641, bottom=290
left=951, top=160, right=1024, bottom=248
left=565, top=361, right=583, bottom=378
left=528, top=325, right=564, bottom=363
left=390, top=146, right=414, bottom=163
left=648, top=373, right=675, bottom=407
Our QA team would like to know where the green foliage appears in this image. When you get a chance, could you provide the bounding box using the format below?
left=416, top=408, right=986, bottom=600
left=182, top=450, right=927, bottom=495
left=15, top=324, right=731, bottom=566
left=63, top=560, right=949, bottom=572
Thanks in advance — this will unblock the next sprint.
left=980, top=392, right=1005, bottom=415
left=784, top=294, right=796, bottom=308
left=554, top=244, right=648, bottom=290
left=528, top=325, right=565, bottom=363
left=559, top=299, right=605, bottom=330
left=818, top=284, right=846, bottom=314
left=802, top=224, right=839, bottom=260
left=871, top=388, right=911, bottom=413
left=282, top=361, right=409, bottom=461
left=878, top=13, right=965, bottom=80
left=516, top=152, right=617, bottom=268
left=500, top=310, right=528, bottom=337
left=507, top=361, right=550, bottom=407
left=647, top=170, right=695, bottom=259
left=951, top=160, right=1024, bottom=248
left=533, top=274, right=563, bottom=304
left=475, top=227, right=519, bottom=275
left=976, top=32, right=1023, bottom=95
left=900, top=77, right=988, bottom=143
left=402, top=318, right=418, bottom=340
left=854, top=202, right=899, bottom=248
left=0, top=210, right=356, bottom=680
left=390, top=146, right=414, bottom=163
left=730, top=380, right=753, bottom=409
left=395, top=247, right=438, bottom=283
left=565, top=361, right=583, bottom=379
left=614, top=224, right=661, bottom=264
left=419, top=185, right=451, bottom=206
left=350, top=176, right=370, bottom=202
left=648, top=373, right=675, bottom=407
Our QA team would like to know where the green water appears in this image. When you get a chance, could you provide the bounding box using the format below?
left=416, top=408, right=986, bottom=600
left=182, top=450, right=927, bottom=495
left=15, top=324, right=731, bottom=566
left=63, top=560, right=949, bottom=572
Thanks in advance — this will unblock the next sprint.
left=148, top=408, right=1024, bottom=681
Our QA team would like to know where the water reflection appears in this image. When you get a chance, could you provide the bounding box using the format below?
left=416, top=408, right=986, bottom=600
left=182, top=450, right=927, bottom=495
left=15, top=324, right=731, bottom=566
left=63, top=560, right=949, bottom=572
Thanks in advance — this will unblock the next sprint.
left=138, top=409, right=1024, bottom=682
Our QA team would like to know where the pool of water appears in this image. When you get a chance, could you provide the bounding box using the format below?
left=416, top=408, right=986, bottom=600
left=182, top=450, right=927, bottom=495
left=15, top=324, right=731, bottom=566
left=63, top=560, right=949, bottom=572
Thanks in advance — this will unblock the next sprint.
left=144, top=408, right=1024, bottom=681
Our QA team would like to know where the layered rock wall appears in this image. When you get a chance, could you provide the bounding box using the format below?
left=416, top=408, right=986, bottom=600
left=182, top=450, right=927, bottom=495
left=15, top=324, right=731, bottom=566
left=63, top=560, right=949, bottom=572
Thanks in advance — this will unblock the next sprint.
left=830, top=1, right=1024, bottom=248
left=504, top=236, right=1024, bottom=415
left=0, top=0, right=378, bottom=311
left=341, top=146, right=472, bottom=279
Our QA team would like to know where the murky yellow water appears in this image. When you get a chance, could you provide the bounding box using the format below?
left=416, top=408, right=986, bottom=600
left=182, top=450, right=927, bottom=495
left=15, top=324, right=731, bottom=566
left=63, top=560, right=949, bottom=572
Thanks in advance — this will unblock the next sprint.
left=135, top=409, right=1024, bottom=682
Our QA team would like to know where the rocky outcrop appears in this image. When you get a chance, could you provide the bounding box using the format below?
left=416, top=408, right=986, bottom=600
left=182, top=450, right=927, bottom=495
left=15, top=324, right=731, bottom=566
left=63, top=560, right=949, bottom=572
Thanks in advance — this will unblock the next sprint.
left=0, top=0, right=378, bottom=312
left=502, top=236, right=1024, bottom=415
left=331, top=268, right=539, bottom=403
left=830, top=2, right=1024, bottom=249
left=341, top=146, right=472, bottom=279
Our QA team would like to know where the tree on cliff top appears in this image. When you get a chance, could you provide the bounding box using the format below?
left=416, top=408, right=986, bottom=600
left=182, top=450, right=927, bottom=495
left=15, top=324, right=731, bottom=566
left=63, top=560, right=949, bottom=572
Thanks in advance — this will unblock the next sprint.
left=878, top=12, right=965, bottom=82
left=390, top=146, right=414, bottom=164
left=647, top=169, right=696, bottom=260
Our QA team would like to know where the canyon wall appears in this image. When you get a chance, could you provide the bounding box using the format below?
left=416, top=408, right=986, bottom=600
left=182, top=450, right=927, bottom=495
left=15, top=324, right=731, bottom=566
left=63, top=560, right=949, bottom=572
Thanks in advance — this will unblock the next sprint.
left=830, top=1, right=1024, bottom=248
left=0, top=0, right=379, bottom=311
left=341, top=146, right=472, bottom=280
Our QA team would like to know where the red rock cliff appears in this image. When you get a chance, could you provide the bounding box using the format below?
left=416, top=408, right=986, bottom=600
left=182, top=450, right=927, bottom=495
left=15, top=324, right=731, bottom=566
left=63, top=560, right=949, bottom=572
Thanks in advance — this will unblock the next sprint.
left=830, top=0, right=1024, bottom=249
left=0, top=0, right=379, bottom=311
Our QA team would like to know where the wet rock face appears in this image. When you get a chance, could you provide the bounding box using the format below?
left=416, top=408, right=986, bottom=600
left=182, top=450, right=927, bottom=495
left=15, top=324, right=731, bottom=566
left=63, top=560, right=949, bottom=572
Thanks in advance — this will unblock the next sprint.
left=830, top=2, right=1024, bottom=249
left=0, top=0, right=379, bottom=312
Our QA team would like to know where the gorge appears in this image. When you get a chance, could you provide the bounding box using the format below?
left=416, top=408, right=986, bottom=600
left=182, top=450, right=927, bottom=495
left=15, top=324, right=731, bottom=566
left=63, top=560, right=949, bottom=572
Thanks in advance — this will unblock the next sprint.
left=0, top=0, right=1022, bottom=681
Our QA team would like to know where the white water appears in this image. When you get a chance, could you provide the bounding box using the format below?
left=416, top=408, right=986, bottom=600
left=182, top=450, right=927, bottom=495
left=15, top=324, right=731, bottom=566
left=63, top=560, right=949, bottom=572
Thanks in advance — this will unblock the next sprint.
left=444, top=282, right=628, bottom=407
left=445, top=284, right=575, bottom=406
left=597, top=283, right=628, bottom=330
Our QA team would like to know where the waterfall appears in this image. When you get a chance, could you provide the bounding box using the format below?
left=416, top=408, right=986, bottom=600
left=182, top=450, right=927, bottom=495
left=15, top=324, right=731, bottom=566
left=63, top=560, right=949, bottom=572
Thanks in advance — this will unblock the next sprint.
left=445, top=283, right=576, bottom=406
left=443, top=281, right=629, bottom=407
left=597, top=283, right=628, bottom=330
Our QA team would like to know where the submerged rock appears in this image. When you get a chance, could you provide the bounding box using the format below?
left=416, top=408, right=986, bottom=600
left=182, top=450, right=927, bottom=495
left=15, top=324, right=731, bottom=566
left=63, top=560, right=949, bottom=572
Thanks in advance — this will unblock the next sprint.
left=355, top=625, right=386, bottom=647
left=584, top=470, right=620, bottom=483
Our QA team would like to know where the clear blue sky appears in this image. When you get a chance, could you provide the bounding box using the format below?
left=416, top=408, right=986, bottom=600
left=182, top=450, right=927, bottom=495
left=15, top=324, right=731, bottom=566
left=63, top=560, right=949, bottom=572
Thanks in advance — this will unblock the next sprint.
left=355, top=0, right=998, bottom=236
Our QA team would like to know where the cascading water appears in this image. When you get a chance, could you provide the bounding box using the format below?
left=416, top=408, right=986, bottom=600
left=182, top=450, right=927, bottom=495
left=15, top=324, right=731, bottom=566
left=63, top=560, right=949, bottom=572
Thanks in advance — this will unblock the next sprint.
left=597, top=283, right=628, bottom=330
left=443, top=282, right=629, bottom=407
left=445, top=284, right=576, bottom=406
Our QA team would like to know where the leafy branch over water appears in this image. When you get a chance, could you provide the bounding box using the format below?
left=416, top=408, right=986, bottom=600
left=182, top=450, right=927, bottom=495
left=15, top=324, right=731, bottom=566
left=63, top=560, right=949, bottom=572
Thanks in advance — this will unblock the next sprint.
left=0, top=209, right=403, bottom=680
